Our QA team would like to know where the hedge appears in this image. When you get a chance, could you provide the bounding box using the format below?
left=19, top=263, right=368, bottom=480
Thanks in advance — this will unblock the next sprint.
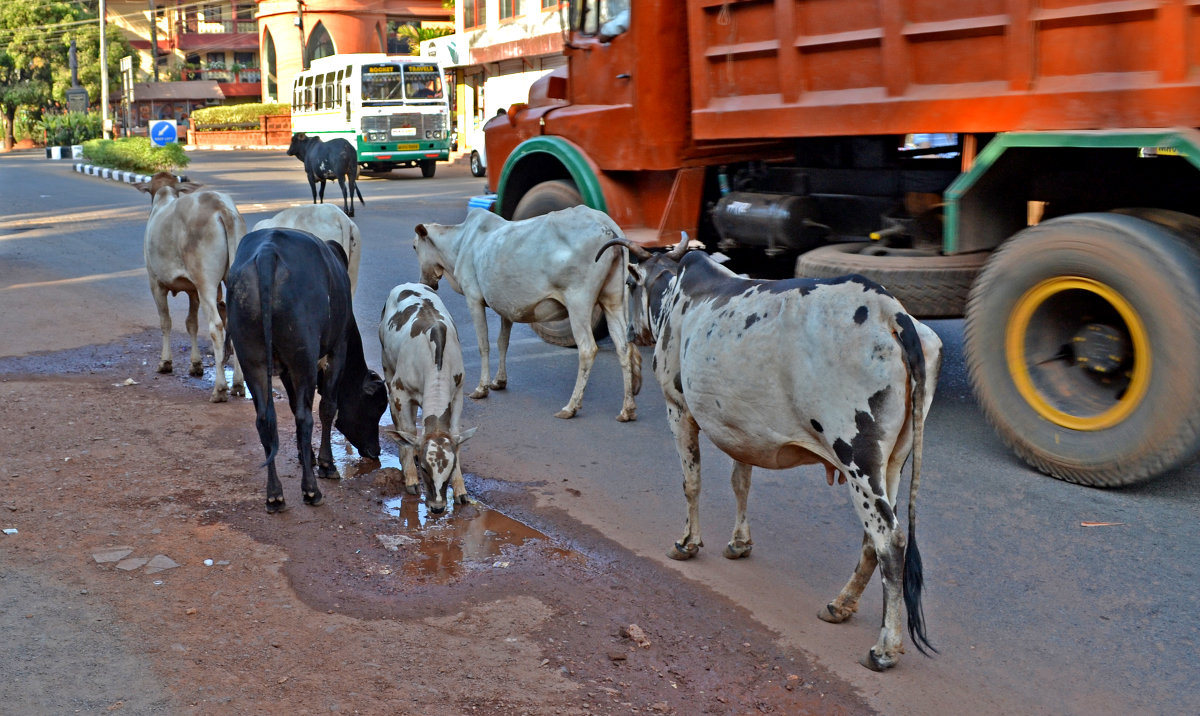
left=81, top=137, right=190, bottom=173
left=38, top=112, right=103, bottom=146
left=191, top=102, right=290, bottom=130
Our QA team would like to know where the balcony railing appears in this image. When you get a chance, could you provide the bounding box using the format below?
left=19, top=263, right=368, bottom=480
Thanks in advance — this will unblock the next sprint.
left=181, top=68, right=262, bottom=83
left=180, top=19, right=257, bottom=34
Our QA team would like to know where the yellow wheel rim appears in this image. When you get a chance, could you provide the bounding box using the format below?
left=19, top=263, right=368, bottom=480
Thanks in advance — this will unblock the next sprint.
left=1006, top=277, right=1151, bottom=431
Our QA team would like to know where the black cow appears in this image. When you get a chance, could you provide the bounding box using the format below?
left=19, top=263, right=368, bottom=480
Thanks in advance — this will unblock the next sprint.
left=287, top=133, right=365, bottom=217
left=226, top=227, right=387, bottom=513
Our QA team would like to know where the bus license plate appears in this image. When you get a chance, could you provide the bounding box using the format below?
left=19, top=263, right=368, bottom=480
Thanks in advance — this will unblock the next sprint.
left=396, top=143, right=419, bottom=151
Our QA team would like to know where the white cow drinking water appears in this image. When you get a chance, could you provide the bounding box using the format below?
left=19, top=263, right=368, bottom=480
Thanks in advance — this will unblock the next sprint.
left=379, top=283, right=477, bottom=513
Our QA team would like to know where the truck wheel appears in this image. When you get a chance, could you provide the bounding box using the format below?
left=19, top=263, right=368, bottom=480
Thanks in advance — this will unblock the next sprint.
left=511, top=180, right=606, bottom=347
left=965, top=212, right=1200, bottom=485
left=795, top=242, right=987, bottom=318
left=470, top=150, right=486, bottom=177
left=419, top=159, right=436, bottom=178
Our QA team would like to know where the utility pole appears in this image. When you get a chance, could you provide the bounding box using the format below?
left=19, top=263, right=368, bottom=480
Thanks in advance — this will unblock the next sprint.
left=148, top=0, right=160, bottom=81
left=100, top=0, right=110, bottom=138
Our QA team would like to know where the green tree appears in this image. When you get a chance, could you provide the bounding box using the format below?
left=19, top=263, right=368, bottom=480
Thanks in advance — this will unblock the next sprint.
left=0, top=0, right=127, bottom=148
left=395, top=24, right=454, bottom=56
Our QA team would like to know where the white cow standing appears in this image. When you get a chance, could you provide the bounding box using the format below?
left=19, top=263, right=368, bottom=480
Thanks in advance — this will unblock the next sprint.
left=252, top=204, right=362, bottom=295
left=614, top=239, right=943, bottom=672
left=412, top=206, right=640, bottom=421
left=379, top=283, right=477, bottom=514
left=135, top=172, right=245, bottom=402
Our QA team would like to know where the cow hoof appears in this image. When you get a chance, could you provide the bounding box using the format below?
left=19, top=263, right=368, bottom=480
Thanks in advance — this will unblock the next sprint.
left=616, top=409, right=637, bottom=423
left=230, top=383, right=246, bottom=398
left=490, top=379, right=507, bottom=391
left=405, top=483, right=418, bottom=495
left=667, top=542, right=699, bottom=560
left=723, top=541, right=753, bottom=559
left=455, top=492, right=471, bottom=505
left=210, top=389, right=229, bottom=404
left=157, top=360, right=173, bottom=374
left=303, top=491, right=324, bottom=506
left=554, top=407, right=577, bottom=419
left=317, top=464, right=341, bottom=480
left=818, top=603, right=853, bottom=624
left=266, top=497, right=287, bottom=513
left=189, top=362, right=204, bottom=377
left=469, top=387, right=489, bottom=400
left=859, top=649, right=896, bottom=672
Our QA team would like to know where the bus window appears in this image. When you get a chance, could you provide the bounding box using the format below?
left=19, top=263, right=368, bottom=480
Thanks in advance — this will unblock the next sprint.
left=325, top=74, right=335, bottom=109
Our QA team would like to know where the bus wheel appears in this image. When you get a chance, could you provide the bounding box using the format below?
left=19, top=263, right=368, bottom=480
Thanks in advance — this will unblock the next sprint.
left=511, top=180, right=606, bottom=347
left=965, top=212, right=1200, bottom=485
left=419, top=159, right=436, bottom=178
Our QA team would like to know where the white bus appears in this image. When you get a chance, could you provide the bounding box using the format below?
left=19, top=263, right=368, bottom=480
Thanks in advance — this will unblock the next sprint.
left=290, top=53, right=451, bottom=178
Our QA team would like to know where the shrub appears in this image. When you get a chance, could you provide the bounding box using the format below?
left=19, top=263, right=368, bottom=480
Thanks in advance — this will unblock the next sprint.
left=192, top=103, right=289, bottom=130
left=37, top=112, right=103, bottom=146
left=82, top=137, right=190, bottom=173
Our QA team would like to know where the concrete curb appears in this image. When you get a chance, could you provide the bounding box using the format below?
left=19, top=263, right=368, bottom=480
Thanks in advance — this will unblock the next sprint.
left=73, top=163, right=187, bottom=185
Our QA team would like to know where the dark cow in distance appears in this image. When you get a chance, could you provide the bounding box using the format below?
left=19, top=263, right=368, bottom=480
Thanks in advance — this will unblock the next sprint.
left=607, top=238, right=943, bottom=671
left=287, top=133, right=365, bottom=217
left=226, top=227, right=386, bottom=512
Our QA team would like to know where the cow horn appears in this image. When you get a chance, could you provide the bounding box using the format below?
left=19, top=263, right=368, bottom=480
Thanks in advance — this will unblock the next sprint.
left=667, top=231, right=691, bottom=260
left=595, top=238, right=651, bottom=262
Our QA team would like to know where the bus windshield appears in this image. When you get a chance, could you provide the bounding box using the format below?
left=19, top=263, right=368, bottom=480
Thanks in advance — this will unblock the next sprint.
left=401, top=64, right=444, bottom=100
left=360, top=62, right=444, bottom=103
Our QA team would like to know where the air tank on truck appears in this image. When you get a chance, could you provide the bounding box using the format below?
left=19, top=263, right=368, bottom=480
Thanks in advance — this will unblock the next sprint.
left=481, top=0, right=1200, bottom=487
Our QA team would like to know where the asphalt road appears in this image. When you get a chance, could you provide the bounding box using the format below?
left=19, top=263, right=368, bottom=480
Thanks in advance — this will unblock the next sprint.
left=3, top=148, right=1199, bottom=715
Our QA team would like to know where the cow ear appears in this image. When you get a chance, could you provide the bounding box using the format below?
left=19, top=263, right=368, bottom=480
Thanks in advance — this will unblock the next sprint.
left=133, top=181, right=151, bottom=194
left=363, top=370, right=384, bottom=394
left=176, top=181, right=203, bottom=194
left=456, top=426, right=478, bottom=445
left=385, top=428, right=418, bottom=447
left=414, top=224, right=428, bottom=238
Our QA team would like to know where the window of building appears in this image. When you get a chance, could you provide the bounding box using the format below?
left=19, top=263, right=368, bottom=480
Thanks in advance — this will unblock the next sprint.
left=234, top=51, right=256, bottom=68
left=463, top=0, right=485, bottom=29
left=500, top=0, right=516, bottom=20
left=203, top=4, right=222, bottom=22
left=206, top=52, right=225, bottom=69
left=235, top=4, right=254, bottom=21
left=265, top=29, right=277, bottom=100
left=305, top=21, right=335, bottom=66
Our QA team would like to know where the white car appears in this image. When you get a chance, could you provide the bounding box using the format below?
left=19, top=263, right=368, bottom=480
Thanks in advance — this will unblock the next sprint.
left=468, top=123, right=487, bottom=177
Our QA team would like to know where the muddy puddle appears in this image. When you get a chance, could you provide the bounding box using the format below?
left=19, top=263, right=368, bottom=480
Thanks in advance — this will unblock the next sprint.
left=329, top=437, right=578, bottom=584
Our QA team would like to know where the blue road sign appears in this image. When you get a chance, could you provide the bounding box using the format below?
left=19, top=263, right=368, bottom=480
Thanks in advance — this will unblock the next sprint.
left=150, top=120, right=178, bottom=146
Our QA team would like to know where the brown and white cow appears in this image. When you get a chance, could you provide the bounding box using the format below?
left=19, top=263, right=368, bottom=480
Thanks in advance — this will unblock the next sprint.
left=607, top=238, right=942, bottom=671
left=378, top=283, right=477, bottom=513
left=413, top=206, right=640, bottom=421
left=134, top=172, right=245, bottom=402
left=252, top=204, right=362, bottom=295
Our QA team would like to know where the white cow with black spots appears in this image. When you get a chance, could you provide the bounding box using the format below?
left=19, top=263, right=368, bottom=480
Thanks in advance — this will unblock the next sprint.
left=604, top=238, right=942, bottom=671
left=379, top=283, right=477, bottom=513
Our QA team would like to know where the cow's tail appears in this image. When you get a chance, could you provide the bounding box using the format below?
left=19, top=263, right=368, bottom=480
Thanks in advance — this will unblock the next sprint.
left=255, top=247, right=279, bottom=467
left=354, top=181, right=365, bottom=207
left=596, top=227, right=642, bottom=395
left=218, top=204, right=246, bottom=361
left=894, top=311, right=936, bottom=657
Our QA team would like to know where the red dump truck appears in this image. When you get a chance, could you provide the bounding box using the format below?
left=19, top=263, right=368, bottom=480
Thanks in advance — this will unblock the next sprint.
left=481, top=1, right=1200, bottom=486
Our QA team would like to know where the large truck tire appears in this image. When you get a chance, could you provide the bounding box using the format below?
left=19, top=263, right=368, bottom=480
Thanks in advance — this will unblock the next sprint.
left=965, top=212, right=1200, bottom=486
left=795, top=242, right=987, bottom=318
left=511, top=180, right=605, bottom=347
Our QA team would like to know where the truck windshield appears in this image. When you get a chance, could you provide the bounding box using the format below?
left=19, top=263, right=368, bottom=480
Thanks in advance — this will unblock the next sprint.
left=572, top=0, right=629, bottom=37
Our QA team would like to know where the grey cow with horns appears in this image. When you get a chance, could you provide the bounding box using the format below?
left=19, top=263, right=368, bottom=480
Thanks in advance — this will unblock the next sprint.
left=599, top=237, right=943, bottom=671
